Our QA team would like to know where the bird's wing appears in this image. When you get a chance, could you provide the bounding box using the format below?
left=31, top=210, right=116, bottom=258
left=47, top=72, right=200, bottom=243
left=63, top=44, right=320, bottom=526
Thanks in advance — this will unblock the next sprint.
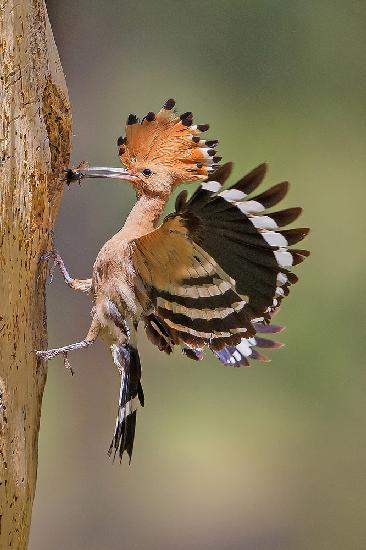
left=132, top=163, right=309, bottom=352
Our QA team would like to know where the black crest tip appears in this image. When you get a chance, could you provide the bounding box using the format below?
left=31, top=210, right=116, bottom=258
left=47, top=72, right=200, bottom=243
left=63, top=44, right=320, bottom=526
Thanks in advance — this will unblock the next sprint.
left=145, top=111, right=156, bottom=122
left=205, top=139, right=218, bottom=147
left=127, top=114, right=138, bottom=125
left=197, top=124, right=209, bottom=132
left=182, top=117, right=193, bottom=126
left=180, top=111, right=192, bottom=120
left=163, top=98, right=176, bottom=110
left=180, top=112, right=193, bottom=126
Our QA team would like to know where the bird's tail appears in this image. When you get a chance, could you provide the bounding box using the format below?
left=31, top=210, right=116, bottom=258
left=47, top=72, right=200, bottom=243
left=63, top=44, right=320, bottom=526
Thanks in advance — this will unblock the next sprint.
left=108, top=344, right=144, bottom=462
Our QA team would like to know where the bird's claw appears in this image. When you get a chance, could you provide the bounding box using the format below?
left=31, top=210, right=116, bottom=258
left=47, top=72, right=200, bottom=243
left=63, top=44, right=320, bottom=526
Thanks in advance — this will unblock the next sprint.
left=35, top=349, right=49, bottom=360
left=63, top=353, right=74, bottom=376
left=40, top=248, right=60, bottom=285
left=34, top=349, right=74, bottom=376
left=40, top=250, right=56, bottom=262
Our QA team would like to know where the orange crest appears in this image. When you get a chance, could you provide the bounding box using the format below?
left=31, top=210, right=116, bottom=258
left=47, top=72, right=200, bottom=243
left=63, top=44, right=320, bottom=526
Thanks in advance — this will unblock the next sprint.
left=117, top=99, right=221, bottom=183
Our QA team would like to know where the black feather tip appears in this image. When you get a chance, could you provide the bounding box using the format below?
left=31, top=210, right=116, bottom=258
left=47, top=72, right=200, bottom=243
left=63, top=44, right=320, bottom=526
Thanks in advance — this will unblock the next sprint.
left=163, top=98, right=176, bottom=110
left=144, top=111, right=156, bottom=122
left=127, top=114, right=138, bottom=125
left=197, top=124, right=209, bottom=132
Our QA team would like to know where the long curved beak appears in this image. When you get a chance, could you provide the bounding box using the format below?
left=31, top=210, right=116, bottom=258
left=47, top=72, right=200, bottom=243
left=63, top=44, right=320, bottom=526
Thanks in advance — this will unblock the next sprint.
left=66, top=166, right=137, bottom=183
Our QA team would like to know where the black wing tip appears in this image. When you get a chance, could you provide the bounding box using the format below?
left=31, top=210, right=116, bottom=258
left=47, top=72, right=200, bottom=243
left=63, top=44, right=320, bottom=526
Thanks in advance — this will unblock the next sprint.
left=232, top=162, right=268, bottom=193
left=281, top=227, right=310, bottom=245
left=182, top=347, right=204, bottom=361
left=271, top=206, right=303, bottom=227
left=175, top=189, right=188, bottom=212
left=257, top=161, right=269, bottom=172
left=250, top=162, right=269, bottom=179
left=291, top=248, right=311, bottom=265
left=251, top=180, right=290, bottom=208
left=207, top=161, right=233, bottom=183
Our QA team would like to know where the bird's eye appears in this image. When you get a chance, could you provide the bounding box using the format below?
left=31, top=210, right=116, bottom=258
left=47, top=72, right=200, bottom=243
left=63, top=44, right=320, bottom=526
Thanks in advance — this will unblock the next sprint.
left=142, top=168, right=152, bottom=177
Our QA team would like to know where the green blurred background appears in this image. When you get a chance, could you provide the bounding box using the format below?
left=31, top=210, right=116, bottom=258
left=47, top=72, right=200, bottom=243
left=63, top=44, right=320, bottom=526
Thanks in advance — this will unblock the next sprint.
left=29, top=1, right=366, bottom=549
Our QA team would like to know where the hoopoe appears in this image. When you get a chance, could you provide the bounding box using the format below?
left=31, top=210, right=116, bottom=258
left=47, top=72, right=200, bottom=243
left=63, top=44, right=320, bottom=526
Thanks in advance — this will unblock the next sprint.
left=36, top=99, right=309, bottom=461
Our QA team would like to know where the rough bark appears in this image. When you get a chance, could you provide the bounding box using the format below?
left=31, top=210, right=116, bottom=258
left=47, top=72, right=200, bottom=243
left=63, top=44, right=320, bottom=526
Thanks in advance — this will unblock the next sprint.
left=0, top=1, right=71, bottom=547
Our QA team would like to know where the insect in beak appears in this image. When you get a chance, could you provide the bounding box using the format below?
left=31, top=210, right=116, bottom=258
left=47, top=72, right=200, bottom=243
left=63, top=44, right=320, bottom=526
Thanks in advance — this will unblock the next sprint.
left=66, top=166, right=138, bottom=184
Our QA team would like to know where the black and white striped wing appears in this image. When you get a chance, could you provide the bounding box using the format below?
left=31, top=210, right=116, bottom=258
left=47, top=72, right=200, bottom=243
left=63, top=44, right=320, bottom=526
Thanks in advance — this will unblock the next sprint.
left=213, top=317, right=285, bottom=367
left=133, top=162, right=309, bottom=356
left=181, top=163, right=309, bottom=316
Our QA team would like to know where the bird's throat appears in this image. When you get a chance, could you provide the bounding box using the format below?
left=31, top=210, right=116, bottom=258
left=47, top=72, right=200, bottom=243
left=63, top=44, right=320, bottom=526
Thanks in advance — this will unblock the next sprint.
left=119, top=193, right=168, bottom=240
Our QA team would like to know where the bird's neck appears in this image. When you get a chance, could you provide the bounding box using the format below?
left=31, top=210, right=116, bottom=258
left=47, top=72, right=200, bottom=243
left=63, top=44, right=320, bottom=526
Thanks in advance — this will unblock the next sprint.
left=119, top=193, right=168, bottom=240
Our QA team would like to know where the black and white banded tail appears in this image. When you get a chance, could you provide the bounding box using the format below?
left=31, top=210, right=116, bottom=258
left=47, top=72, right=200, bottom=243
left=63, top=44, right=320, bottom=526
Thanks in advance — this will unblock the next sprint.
left=108, top=344, right=144, bottom=462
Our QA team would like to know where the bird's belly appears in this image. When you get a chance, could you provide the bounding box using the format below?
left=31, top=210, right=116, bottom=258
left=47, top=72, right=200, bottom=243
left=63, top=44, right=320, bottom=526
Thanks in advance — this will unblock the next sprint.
left=92, top=246, right=142, bottom=341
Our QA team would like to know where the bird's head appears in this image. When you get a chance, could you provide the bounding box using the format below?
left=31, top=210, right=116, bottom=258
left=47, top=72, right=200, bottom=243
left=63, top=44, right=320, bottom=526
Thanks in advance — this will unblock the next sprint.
left=115, top=99, right=221, bottom=198
left=67, top=99, right=221, bottom=197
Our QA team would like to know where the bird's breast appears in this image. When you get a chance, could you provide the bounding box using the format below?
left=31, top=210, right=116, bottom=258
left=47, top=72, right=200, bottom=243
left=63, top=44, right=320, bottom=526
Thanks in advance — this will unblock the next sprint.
left=91, top=238, right=143, bottom=330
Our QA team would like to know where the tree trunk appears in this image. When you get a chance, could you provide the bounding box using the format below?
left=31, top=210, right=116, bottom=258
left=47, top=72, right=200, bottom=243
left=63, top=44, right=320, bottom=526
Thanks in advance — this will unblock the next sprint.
left=0, top=1, right=71, bottom=547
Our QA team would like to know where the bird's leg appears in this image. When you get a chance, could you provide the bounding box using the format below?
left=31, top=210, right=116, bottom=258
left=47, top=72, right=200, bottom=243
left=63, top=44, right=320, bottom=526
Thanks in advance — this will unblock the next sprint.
left=42, top=249, right=92, bottom=294
left=35, top=318, right=100, bottom=374
left=36, top=340, right=92, bottom=375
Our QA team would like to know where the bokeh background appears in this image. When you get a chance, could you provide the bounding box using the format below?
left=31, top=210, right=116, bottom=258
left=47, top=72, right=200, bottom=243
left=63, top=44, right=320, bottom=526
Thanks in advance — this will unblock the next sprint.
left=29, top=1, right=366, bottom=549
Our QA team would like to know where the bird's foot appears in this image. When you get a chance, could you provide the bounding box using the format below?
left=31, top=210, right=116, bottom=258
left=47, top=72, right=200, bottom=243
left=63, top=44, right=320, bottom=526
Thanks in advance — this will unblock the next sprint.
left=35, top=348, right=74, bottom=375
left=35, top=338, right=94, bottom=374
left=40, top=247, right=74, bottom=287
